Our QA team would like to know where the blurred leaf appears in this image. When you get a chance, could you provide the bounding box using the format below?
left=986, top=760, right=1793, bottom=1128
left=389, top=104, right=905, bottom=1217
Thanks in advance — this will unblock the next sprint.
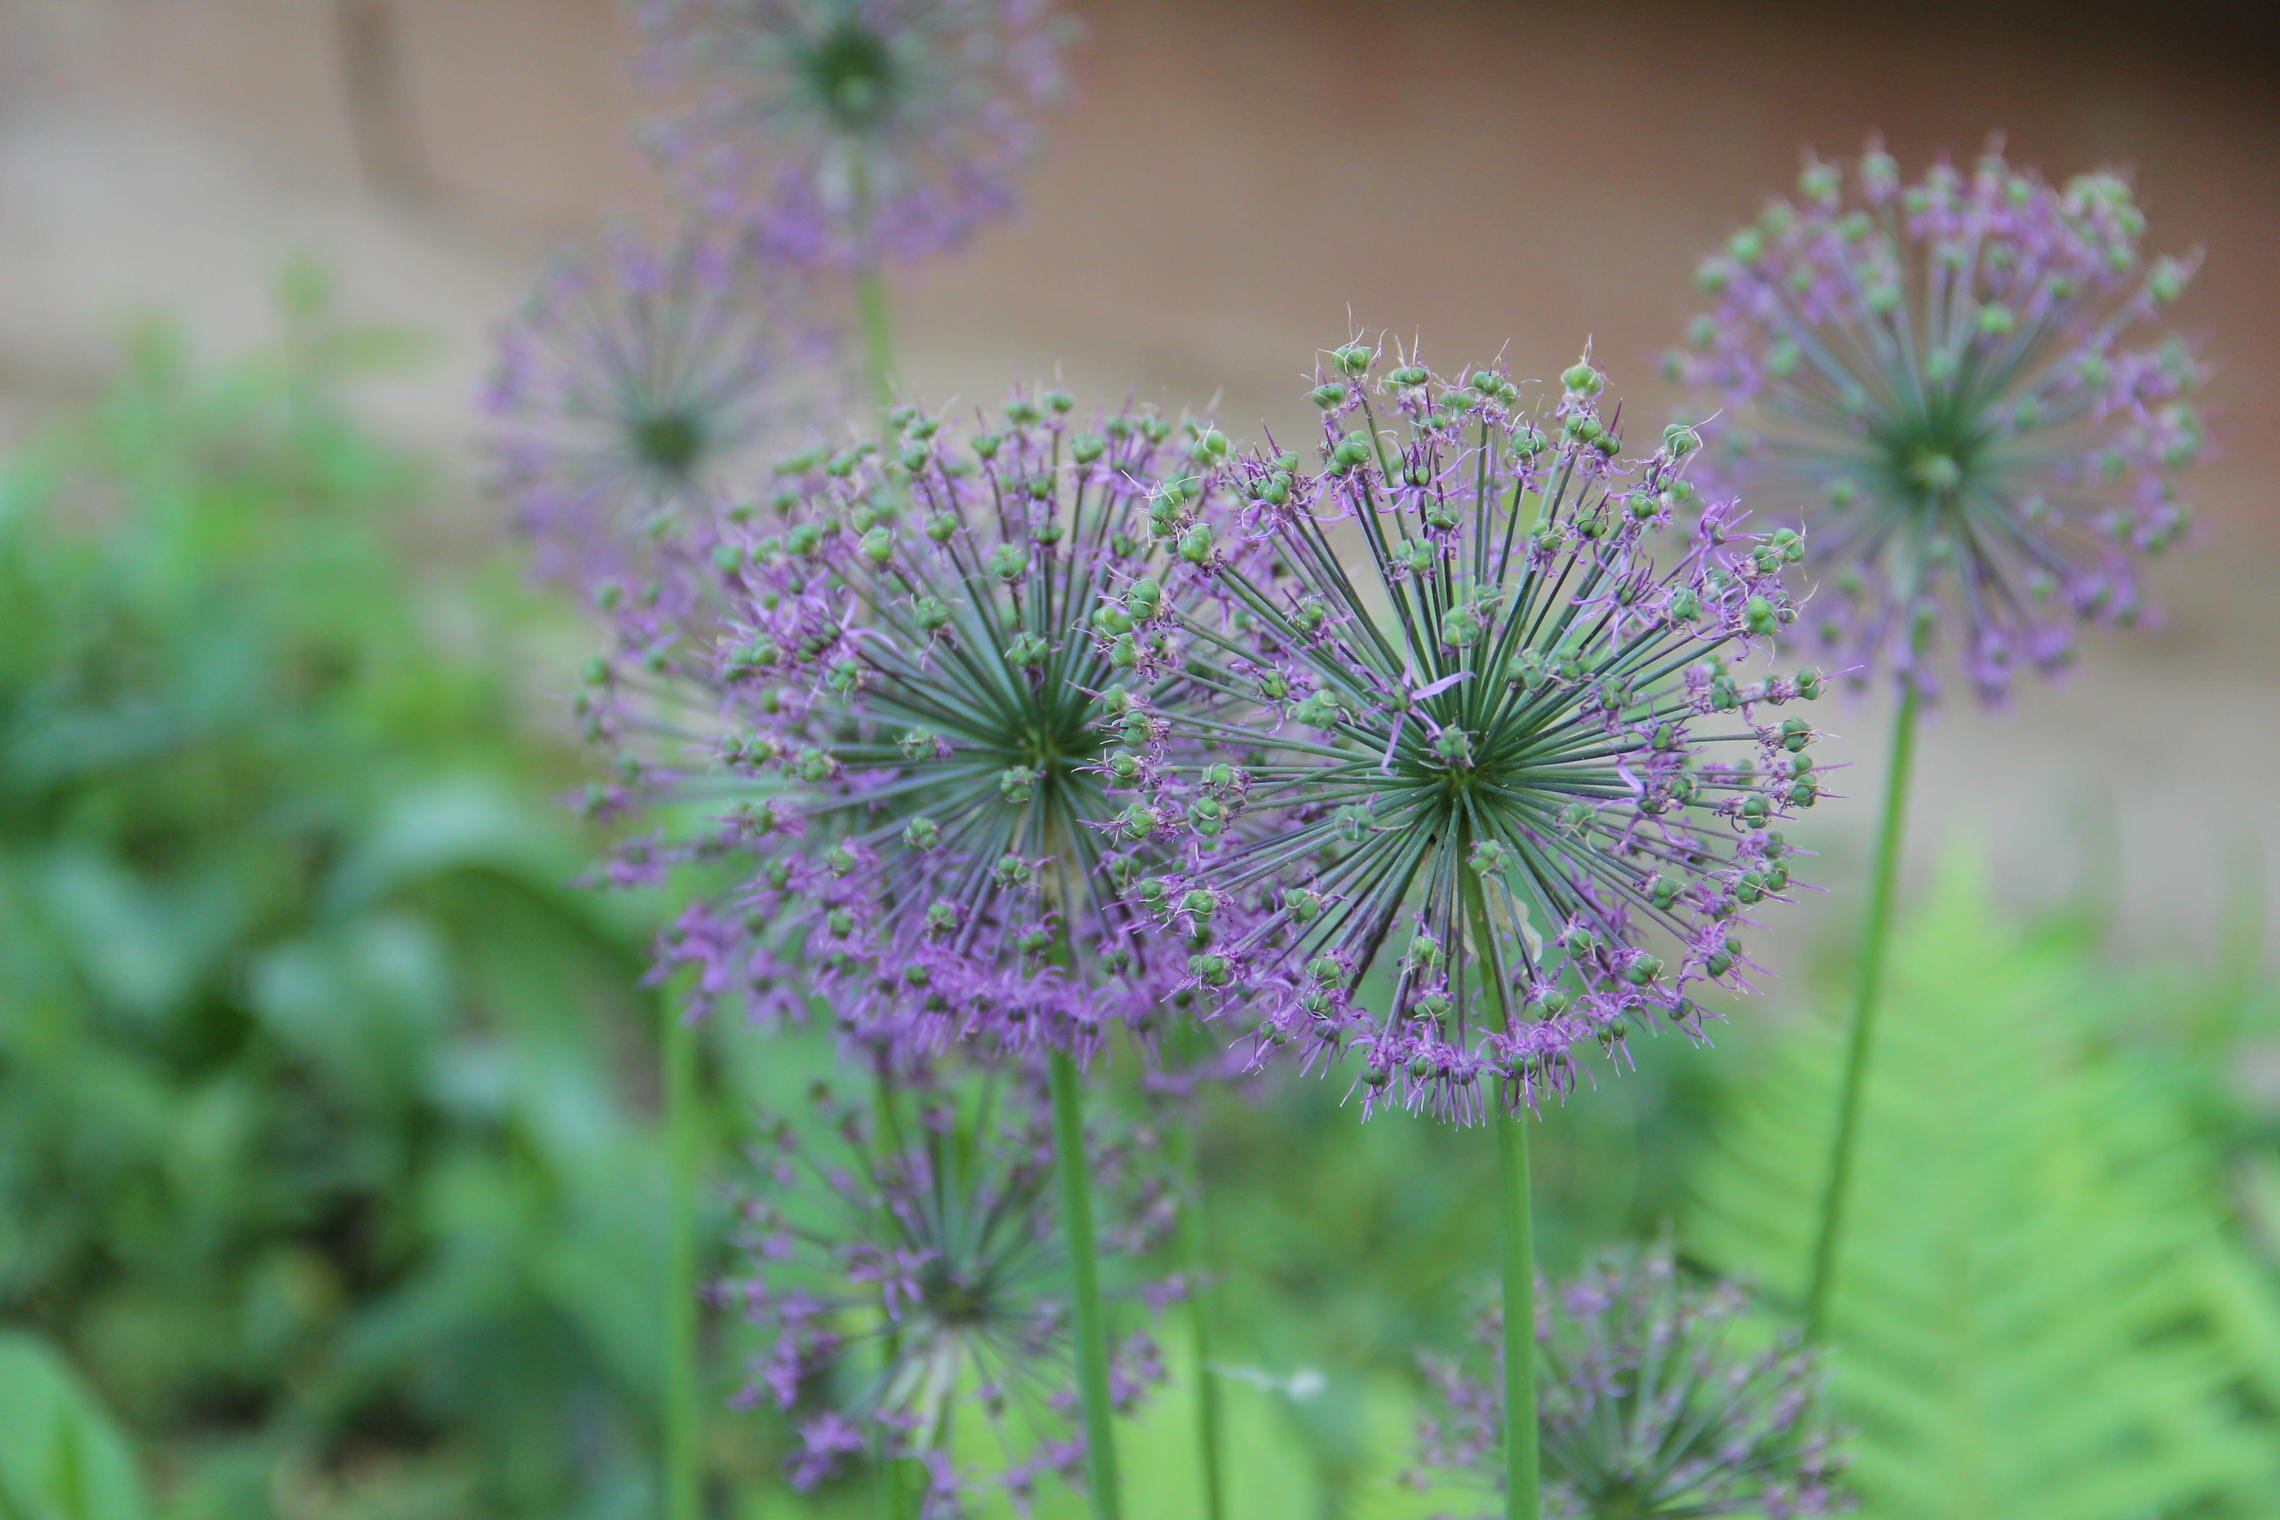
left=0, top=1333, right=147, bottom=1520
left=0, top=277, right=663, bottom=1520
left=321, top=781, right=590, bottom=917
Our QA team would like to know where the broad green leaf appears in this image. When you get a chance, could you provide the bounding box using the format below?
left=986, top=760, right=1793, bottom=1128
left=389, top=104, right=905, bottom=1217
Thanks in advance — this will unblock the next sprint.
left=0, top=1334, right=146, bottom=1520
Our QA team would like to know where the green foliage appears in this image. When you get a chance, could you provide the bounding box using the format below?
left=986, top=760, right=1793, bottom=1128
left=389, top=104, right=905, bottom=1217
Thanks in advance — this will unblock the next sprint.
left=0, top=271, right=669, bottom=1520
left=10, top=273, right=2280, bottom=1520
left=0, top=1333, right=148, bottom=1520
left=1690, top=857, right=2280, bottom=1520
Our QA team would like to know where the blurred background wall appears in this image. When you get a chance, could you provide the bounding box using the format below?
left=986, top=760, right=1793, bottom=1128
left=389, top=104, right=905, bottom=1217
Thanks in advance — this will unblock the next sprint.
left=3, top=0, right=2276, bottom=948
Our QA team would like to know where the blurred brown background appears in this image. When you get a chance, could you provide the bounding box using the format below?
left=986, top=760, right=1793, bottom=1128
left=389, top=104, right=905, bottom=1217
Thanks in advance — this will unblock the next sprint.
left=4, top=0, right=2276, bottom=949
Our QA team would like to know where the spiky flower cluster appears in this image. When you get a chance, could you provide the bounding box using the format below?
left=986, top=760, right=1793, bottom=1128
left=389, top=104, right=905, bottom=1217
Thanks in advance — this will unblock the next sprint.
left=1410, top=1245, right=1844, bottom=1519
left=723, top=1081, right=1177, bottom=1516
left=635, top=0, right=1071, bottom=268
left=584, top=390, right=1249, bottom=1057
left=483, top=222, right=828, bottom=584
left=1670, top=139, right=2204, bottom=704
left=1107, top=344, right=1825, bottom=1123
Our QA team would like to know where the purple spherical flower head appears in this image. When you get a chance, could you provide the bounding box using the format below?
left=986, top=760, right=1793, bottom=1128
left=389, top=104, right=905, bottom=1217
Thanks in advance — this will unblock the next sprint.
left=1670, top=139, right=2205, bottom=705
left=1108, top=343, right=1828, bottom=1124
left=634, top=0, right=1072, bottom=269
left=483, top=219, right=831, bottom=587
left=587, top=390, right=1255, bottom=1060
left=721, top=1080, right=1179, bottom=1517
left=1410, top=1243, right=1846, bottom=1519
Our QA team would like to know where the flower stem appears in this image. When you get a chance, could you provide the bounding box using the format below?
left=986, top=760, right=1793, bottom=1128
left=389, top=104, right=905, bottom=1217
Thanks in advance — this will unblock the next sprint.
left=875, top=1443, right=905, bottom=1520
left=1168, top=1116, right=1226, bottom=1520
left=1462, top=871, right=1538, bottom=1520
left=1805, top=676, right=1920, bottom=1342
left=872, top=1060, right=910, bottom=1520
left=856, top=266, right=896, bottom=421
left=1496, top=1105, right=1539, bottom=1520
left=1047, top=1048, right=1124, bottom=1520
left=663, top=1009, right=702, bottom=1520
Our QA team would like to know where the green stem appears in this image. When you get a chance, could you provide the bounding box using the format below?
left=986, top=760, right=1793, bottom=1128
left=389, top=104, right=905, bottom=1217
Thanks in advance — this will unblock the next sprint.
left=1169, top=1119, right=1227, bottom=1520
left=1804, top=676, right=1920, bottom=1342
left=1047, top=1048, right=1124, bottom=1520
left=663, top=1010, right=703, bottom=1520
left=856, top=266, right=896, bottom=421
left=875, top=1444, right=904, bottom=1520
left=1496, top=1105, right=1538, bottom=1520
left=872, top=1061, right=910, bottom=1520
left=1462, top=873, right=1538, bottom=1520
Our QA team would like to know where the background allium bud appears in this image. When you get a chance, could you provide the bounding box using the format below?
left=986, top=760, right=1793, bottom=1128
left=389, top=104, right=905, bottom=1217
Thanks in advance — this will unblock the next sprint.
left=1670, top=138, right=2205, bottom=704
left=723, top=1081, right=1179, bottom=1515
left=1410, top=1243, right=1846, bottom=1519
left=634, top=0, right=1073, bottom=269
left=1113, top=343, right=1827, bottom=1124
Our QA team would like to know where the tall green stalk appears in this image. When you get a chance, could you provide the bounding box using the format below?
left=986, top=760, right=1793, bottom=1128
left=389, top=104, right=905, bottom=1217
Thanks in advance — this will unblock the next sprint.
left=1804, top=677, right=1921, bottom=1341
left=871, top=1062, right=910, bottom=1520
left=1495, top=1106, right=1538, bottom=1520
left=1463, top=871, right=1538, bottom=1520
left=1168, top=1116, right=1226, bottom=1520
left=856, top=267, right=897, bottom=421
left=874, top=1442, right=906, bottom=1520
left=1047, top=1048, right=1124, bottom=1520
left=663, top=1010, right=702, bottom=1520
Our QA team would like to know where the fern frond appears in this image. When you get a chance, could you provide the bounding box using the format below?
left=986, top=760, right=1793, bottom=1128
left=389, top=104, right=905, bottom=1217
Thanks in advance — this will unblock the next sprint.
left=1690, top=856, right=2280, bottom=1520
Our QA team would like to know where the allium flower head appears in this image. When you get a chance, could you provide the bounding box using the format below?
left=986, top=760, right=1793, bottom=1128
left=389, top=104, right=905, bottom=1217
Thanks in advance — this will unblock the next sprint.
left=635, top=0, right=1072, bottom=268
left=723, top=1081, right=1177, bottom=1516
left=483, top=221, right=828, bottom=583
left=586, top=390, right=1249, bottom=1057
left=1670, top=139, right=2205, bottom=703
left=1111, top=343, right=1826, bottom=1123
left=1411, top=1244, right=1845, bottom=1519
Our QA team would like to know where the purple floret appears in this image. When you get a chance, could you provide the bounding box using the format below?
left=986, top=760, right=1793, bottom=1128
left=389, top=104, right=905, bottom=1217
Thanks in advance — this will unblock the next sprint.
left=1105, top=341, right=1829, bottom=1125
left=634, top=0, right=1073, bottom=269
left=575, top=388, right=1258, bottom=1064
left=1410, top=1243, right=1847, bottom=1519
left=718, top=1080, right=1179, bottom=1516
left=482, top=219, right=833, bottom=586
left=1669, top=138, right=2204, bottom=705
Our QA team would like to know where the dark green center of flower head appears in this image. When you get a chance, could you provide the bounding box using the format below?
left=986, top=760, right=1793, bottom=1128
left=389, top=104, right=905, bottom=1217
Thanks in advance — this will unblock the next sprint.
left=916, top=1256, right=991, bottom=1328
left=1018, top=706, right=1102, bottom=781
left=983, top=697, right=1107, bottom=827
left=1907, top=447, right=1964, bottom=495
left=1588, top=1480, right=1652, bottom=1520
left=1870, top=389, right=1991, bottom=521
left=804, top=21, right=897, bottom=130
left=634, top=410, right=707, bottom=480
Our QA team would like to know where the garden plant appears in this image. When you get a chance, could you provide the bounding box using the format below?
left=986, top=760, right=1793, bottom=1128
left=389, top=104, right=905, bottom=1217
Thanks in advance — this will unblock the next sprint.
left=2, top=6, right=2263, bottom=1520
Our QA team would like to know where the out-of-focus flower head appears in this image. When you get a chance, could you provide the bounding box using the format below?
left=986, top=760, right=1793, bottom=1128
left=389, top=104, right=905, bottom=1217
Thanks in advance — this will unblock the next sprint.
left=1110, top=341, right=1828, bottom=1124
left=634, top=0, right=1073, bottom=269
left=483, top=220, right=831, bottom=585
left=1669, top=138, right=2205, bottom=705
left=579, top=388, right=1255, bottom=1061
left=1410, top=1243, right=1846, bottom=1519
left=722, top=1079, right=1178, bottom=1516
